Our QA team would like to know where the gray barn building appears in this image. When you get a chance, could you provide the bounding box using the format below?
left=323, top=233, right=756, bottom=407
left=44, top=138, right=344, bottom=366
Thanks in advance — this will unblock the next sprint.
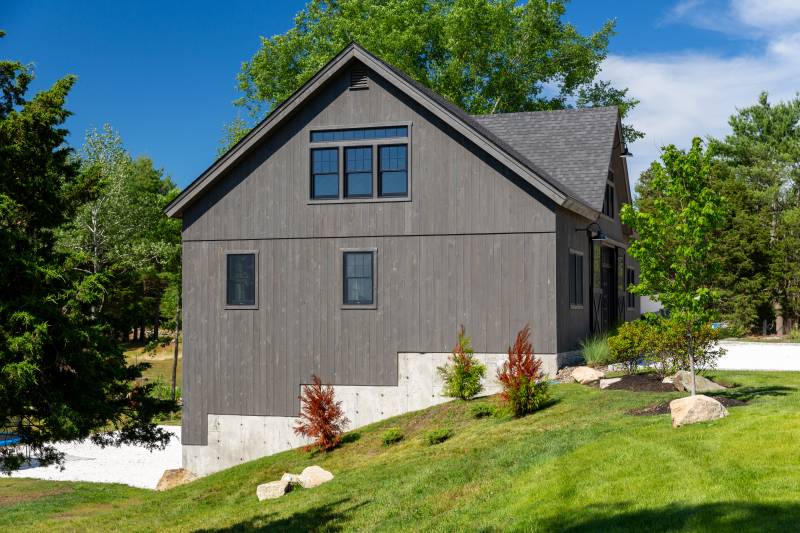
left=166, top=43, right=640, bottom=475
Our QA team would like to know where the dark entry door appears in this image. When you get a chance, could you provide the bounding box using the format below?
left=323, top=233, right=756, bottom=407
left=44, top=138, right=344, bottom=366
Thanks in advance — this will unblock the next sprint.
left=600, top=246, right=617, bottom=331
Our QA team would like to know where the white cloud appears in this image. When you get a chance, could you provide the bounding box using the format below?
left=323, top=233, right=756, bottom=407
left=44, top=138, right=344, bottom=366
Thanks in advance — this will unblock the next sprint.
left=601, top=0, right=800, bottom=185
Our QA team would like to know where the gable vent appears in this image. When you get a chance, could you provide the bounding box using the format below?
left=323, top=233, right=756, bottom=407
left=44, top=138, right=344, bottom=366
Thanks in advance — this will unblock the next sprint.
left=349, top=68, right=368, bottom=90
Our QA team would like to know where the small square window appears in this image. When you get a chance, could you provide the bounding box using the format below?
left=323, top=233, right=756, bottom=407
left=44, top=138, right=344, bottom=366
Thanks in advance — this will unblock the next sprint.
left=379, top=145, right=408, bottom=197
left=226, top=253, right=257, bottom=307
left=343, top=251, right=374, bottom=306
left=569, top=251, right=584, bottom=308
left=345, top=146, right=372, bottom=198
left=311, top=148, right=339, bottom=199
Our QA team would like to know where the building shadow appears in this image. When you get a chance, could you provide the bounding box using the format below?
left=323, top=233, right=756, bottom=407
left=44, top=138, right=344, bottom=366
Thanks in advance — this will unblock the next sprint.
left=197, top=498, right=367, bottom=532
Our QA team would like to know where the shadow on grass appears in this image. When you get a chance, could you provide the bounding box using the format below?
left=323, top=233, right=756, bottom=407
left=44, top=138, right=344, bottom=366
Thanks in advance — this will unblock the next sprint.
left=340, top=431, right=361, bottom=445
left=707, top=385, right=795, bottom=402
left=543, top=501, right=800, bottom=533
left=198, top=498, right=367, bottom=532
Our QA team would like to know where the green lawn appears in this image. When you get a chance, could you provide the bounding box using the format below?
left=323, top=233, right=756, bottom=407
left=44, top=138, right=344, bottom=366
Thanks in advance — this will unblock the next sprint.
left=2, top=370, right=799, bottom=532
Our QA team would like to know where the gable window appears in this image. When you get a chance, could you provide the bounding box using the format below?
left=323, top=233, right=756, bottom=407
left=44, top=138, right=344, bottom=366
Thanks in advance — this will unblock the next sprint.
left=226, top=252, right=257, bottom=308
left=345, top=146, right=373, bottom=198
left=602, top=183, right=615, bottom=218
left=311, top=148, right=339, bottom=199
left=569, top=250, right=584, bottom=308
left=626, top=267, right=636, bottom=309
left=309, top=124, right=410, bottom=202
left=343, top=250, right=375, bottom=307
left=379, top=145, right=408, bottom=197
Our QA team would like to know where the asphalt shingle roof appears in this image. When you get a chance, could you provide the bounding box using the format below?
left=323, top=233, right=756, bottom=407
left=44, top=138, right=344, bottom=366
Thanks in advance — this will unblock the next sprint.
left=472, top=108, right=619, bottom=211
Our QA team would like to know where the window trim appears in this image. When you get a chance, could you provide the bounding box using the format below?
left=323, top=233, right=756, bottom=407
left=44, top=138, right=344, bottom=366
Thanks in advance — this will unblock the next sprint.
left=224, top=250, right=259, bottom=310
left=626, top=266, right=636, bottom=310
left=307, top=121, right=412, bottom=204
left=310, top=147, right=340, bottom=200
left=569, top=248, right=585, bottom=310
left=378, top=143, right=409, bottom=198
left=341, top=247, right=378, bottom=310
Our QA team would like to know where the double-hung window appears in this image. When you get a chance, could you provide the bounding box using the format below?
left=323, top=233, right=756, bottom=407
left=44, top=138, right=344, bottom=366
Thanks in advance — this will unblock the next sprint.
left=309, top=125, right=410, bottom=201
left=569, top=250, right=584, bottom=308
left=343, top=250, right=375, bottom=307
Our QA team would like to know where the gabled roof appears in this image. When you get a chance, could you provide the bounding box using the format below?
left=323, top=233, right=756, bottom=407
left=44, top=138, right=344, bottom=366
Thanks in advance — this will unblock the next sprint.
left=166, top=43, right=618, bottom=219
left=472, top=108, right=620, bottom=212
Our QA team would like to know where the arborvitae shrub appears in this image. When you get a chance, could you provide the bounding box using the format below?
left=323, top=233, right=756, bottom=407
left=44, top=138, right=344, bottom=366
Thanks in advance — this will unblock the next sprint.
left=437, top=325, right=486, bottom=400
left=497, top=325, right=550, bottom=417
left=381, top=428, right=404, bottom=446
left=424, top=428, right=453, bottom=445
left=294, top=375, right=349, bottom=452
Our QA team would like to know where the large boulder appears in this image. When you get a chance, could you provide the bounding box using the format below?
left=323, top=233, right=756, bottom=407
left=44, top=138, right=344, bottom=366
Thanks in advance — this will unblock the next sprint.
left=257, top=479, right=292, bottom=501
left=298, top=465, right=334, bottom=488
left=572, top=366, right=605, bottom=385
left=156, top=468, right=197, bottom=491
left=599, top=377, right=622, bottom=389
left=669, top=394, right=729, bottom=427
left=672, top=371, right=726, bottom=393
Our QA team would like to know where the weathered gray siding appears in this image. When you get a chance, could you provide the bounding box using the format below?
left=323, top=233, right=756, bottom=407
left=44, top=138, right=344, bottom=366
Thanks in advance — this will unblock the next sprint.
left=555, top=208, right=593, bottom=352
left=181, top=62, right=560, bottom=446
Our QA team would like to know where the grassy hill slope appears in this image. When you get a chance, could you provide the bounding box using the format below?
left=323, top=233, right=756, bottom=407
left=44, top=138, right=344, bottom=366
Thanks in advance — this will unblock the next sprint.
left=2, top=370, right=799, bottom=532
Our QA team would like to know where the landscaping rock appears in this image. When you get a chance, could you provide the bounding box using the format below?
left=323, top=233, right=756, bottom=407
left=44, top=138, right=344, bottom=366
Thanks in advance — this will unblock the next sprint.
left=662, top=376, right=674, bottom=384
left=256, top=479, right=292, bottom=501
left=298, top=465, right=334, bottom=488
left=572, top=366, right=605, bottom=385
left=281, top=472, right=301, bottom=484
left=156, top=468, right=197, bottom=491
left=672, top=371, right=726, bottom=393
left=669, top=394, right=729, bottom=427
left=599, top=378, right=622, bottom=389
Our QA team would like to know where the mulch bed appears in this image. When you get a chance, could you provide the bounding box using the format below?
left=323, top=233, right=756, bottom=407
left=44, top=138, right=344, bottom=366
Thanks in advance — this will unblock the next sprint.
left=628, top=396, right=747, bottom=416
left=604, top=374, right=676, bottom=392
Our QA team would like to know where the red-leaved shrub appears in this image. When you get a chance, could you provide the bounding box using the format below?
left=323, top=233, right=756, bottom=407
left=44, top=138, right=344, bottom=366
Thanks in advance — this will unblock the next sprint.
left=294, top=375, right=349, bottom=452
left=497, top=325, right=550, bottom=417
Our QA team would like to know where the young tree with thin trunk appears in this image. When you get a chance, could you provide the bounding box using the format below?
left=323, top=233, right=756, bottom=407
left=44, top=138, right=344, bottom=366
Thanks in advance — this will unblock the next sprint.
left=621, top=138, right=725, bottom=395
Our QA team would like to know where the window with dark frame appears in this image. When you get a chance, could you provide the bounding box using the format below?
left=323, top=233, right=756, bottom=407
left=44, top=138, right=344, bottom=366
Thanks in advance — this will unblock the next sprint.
left=226, top=253, right=256, bottom=307
left=626, top=267, right=636, bottom=309
left=569, top=251, right=584, bottom=308
left=344, top=146, right=373, bottom=198
left=378, top=145, right=408, bottom=197
left=602, top=183, right=615, bottom=218
left=311, top=148, right=339, bottom=199
left=309, top=125, right=409, bottom=201
left=343, top=251, right=374, bottom=306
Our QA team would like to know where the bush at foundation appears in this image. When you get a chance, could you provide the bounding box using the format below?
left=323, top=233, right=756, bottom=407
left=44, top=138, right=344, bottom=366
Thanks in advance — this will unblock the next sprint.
left=497, top=325, right=550, bottom=417
left=437, top=325, right=486, bottom=400
left=294, top=375, right=349, bottom=452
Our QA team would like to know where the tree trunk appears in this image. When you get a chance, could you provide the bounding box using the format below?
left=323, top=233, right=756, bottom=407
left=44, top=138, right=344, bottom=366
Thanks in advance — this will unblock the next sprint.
left=687, top=326, right=697, bottom=396
left=153, top=314, right=160, bottom=342
left=774, top=302, right=784, bottom=336
left=171, top=290, right=181, bottom=402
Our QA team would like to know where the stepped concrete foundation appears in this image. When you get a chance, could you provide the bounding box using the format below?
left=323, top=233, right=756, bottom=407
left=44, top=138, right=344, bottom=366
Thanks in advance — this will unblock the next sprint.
left=183, top=351, right=575, bottom=476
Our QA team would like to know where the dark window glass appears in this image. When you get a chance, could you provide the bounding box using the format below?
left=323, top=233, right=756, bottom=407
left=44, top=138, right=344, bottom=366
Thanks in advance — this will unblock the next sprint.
left=227, top=254, right=256, bottom=306
left=379, top=145, right=408, bottom=197
left=311, top=126, right=407, bottom=143
left=345, top=146, right=373, bottom=198
left=626, top=267, right=636, bottom=308
left=343, top=252, right=374, bottom=305
left=603, top=184, right=615, bottom=218
left=569, top=252, right=584, bottom=307
left=311, top=148, right=339, bottom=199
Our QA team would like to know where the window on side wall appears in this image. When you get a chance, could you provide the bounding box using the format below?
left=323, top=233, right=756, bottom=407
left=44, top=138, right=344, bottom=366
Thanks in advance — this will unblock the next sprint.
left=569, top=250, right=584, bottom=308
left=602, top=183, right=615, bottom=218
left=342, top=250, right=375, bottom=307
left=226, top=252, right=258, bottom=308
left=626, top=267, right=636, bottom=309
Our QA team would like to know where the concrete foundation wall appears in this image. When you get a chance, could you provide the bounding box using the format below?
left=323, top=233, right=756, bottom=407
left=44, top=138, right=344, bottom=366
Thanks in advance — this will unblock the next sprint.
left=184, top=350, right=563, bottom=476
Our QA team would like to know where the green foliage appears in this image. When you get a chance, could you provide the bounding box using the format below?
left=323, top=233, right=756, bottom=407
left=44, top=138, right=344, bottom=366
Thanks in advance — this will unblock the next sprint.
left=0, top=41, right=174, bottom=472
left=470, top=403, right=495, bottom=419
left=608, top=321, right=653, bottom=375
left=789, top=326, right=800, bottom=342
left=579, top=334, right=611, bottom=367
left=424, top=428, right=453, bottom=446
left=235, top=0, right=641, bottom=143
left=381, top=428, right=404, bottom=446
left=437, top=326, right=486, bottom=400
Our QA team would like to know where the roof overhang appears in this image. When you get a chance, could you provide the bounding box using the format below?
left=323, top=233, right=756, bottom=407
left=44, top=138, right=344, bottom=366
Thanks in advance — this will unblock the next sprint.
left=166, top=43, right=598, bottom=219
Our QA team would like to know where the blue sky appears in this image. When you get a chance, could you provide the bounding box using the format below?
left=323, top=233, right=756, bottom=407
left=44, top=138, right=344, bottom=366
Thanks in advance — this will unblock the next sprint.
left=5, top=1, right=800, bottom=187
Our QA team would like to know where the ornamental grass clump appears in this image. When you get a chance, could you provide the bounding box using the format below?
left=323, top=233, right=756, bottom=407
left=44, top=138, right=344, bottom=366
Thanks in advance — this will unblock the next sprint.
left=437, top=325, right=486, bottom=400
left=294, top=375, right=349, bottom=452
left=497, top=325, right=550, bottom=417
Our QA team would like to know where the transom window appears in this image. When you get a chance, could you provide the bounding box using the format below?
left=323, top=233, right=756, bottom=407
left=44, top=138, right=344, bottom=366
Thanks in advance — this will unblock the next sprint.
left=343, top=251, right=375, bottom=306
left=226, top=252, right=257, bottom=308
left=569, top=250, right=584, bottom=308
left=309, top=124, right=410, bottom=201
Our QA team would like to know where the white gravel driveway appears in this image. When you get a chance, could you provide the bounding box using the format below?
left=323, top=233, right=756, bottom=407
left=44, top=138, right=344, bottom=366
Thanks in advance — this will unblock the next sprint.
left=718, top=341, right=800, bottom=371
left=9, top=425, right=181, bottom=490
